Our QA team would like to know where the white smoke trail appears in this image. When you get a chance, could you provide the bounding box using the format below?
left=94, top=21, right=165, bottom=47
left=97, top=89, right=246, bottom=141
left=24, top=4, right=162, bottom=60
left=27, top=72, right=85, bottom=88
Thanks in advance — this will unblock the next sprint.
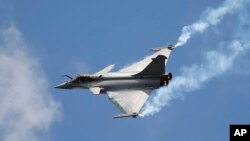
left=0, top=25, right=60, bottom=141
left=140, top=0, right=250, bottom=117
left=140, top=40, right=248, bottom=117
left=175, top=0, right=247, bottom=47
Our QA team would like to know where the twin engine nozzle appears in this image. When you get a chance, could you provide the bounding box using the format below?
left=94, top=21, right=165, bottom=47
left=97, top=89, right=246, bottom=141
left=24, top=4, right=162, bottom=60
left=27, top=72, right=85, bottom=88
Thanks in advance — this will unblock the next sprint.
left=160, top=72, right=172, bottom=86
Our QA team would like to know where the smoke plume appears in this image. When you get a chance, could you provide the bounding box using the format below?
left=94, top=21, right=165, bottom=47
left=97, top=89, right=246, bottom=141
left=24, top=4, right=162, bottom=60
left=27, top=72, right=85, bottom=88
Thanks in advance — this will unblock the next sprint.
left=0, top=25, right=60, bottom=141
left=140, top=0, right=250, bottom=117
left=175, top=0, right=247, bottom=47
left=140, top=40, right=248, bottom=117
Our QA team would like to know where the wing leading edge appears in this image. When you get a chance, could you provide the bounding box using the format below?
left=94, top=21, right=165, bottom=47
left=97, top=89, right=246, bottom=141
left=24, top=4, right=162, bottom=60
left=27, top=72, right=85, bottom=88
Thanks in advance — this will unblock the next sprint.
left=107, top=89, right=152, bottom=118
left=119, top=45, right=173, bottom=73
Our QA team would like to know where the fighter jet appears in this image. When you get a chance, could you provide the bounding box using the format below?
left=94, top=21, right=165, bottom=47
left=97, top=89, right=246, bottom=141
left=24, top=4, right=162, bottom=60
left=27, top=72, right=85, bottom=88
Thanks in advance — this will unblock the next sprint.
left=55, top=44, right=174, bottom=118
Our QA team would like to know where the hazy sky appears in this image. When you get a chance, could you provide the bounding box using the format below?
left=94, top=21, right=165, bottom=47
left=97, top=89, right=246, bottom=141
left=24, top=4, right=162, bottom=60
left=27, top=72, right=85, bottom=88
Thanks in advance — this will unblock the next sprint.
left=0, top=0, right=250, bottom=141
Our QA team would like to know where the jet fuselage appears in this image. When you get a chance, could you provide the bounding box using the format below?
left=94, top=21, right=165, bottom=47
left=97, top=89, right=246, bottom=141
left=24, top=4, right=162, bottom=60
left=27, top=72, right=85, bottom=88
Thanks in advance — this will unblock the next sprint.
left=55, top=45, right=174, bottom=118
left=55, top=72, right=171, bottom=92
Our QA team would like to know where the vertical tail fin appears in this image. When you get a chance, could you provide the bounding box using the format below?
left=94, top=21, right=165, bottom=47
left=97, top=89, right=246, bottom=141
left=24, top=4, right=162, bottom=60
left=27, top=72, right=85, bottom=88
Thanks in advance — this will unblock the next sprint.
left=133, top=55, right=167, bottom=76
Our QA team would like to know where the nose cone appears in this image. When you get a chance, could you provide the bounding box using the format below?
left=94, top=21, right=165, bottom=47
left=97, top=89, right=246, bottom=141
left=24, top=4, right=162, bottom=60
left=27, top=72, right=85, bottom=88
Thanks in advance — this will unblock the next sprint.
left=55, top=82, right=71, bottom=89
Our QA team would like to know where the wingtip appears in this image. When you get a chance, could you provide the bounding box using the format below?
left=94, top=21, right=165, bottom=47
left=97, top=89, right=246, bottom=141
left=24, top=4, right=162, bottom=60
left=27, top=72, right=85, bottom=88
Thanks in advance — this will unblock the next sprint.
left=113, top=113, right=138, bottom=119
left=150, top=44, right=175, bottom=51
left=167, top=44, right=175, bottom=50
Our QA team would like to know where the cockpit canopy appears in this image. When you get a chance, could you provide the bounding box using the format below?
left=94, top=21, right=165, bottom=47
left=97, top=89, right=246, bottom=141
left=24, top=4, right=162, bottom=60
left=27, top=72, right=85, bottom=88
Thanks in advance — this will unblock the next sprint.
left=71, top=75, right=97, bottom=83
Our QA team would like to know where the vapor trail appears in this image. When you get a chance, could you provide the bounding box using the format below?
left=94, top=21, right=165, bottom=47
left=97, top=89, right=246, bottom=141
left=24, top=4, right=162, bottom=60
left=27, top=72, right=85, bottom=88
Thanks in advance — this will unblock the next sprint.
left=175, top=0, right=247, bottom=47
left=139, top=0, right=250, bottom=117
left=140, top=40, right=247, bottom=117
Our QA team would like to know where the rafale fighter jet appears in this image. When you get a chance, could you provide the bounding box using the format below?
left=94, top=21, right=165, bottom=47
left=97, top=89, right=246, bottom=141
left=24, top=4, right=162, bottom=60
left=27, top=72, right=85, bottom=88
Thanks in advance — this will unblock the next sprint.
left=55, top=44, right=174, bottom=118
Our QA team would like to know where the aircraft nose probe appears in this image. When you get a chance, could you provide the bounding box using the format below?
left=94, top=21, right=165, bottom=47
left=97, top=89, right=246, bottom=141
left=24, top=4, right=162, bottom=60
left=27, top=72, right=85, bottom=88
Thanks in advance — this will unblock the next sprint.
left=55, top=82, right=68, bottom=89
left=55, top=75, right=73, bottom=89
